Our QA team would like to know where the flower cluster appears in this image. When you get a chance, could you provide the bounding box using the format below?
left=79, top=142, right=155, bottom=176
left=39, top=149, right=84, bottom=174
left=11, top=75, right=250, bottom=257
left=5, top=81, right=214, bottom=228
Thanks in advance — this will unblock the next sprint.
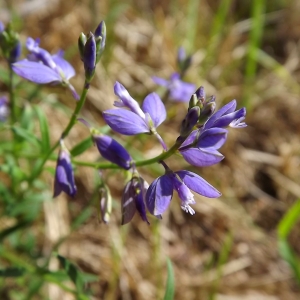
left=54, top=80, right=246, bottom=224
left=5, top=18, right=246, bottom=225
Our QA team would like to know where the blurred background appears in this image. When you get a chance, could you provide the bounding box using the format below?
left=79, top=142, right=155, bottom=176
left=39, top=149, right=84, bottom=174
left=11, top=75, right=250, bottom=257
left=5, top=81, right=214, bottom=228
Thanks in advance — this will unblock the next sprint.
left=1, top=0, right=300, bottom=299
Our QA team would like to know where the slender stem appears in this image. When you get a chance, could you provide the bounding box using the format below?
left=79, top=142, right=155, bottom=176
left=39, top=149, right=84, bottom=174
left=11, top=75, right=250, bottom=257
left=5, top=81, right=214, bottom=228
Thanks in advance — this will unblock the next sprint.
left=8, top=65, right=17, bottom=124
left=29, top=81, right=90, bottom=181
left=73, top=139, right=183, bottom=169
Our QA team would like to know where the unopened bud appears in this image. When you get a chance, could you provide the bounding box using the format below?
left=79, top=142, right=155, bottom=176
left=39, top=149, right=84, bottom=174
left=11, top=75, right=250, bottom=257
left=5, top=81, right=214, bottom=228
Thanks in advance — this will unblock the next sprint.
left=99, top=185, right=112, bottom=224
left=83, top=32, right=96, bottom=82
left=180, top=106, right=200, bottom=137
left=94, top=20, right=106, bottom=63
left=78, top=32, right=87, bottom=61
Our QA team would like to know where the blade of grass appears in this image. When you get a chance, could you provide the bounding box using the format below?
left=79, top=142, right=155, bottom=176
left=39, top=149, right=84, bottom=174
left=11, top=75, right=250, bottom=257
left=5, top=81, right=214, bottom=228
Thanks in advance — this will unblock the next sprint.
left=278, top=199, right=300, bottom=239
left=184, top=0, right=201, bottom=53
left=243, top=0, right=266, bottom=109
left=163, top=258, right=175, bottom=300
left=201, top=0, right=233, bottom=76
left=209, top=231, right=233, bottom=300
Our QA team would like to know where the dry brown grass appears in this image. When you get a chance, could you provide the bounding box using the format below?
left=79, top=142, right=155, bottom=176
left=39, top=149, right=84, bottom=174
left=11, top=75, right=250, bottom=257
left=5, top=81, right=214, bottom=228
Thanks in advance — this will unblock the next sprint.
left=1, top=0, right=300, bottom=299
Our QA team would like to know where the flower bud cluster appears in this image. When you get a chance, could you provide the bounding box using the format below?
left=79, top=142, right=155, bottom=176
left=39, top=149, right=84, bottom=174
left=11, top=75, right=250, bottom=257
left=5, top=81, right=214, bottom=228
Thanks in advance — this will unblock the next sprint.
left=0, top=22, right=21, bottom=63
left=78, top=21, right=106, bottom=82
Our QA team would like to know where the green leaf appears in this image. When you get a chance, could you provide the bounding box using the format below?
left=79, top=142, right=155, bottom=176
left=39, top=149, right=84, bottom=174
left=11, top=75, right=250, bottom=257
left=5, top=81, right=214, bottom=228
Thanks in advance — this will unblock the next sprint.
left=70, top=137, right=93, bottom=157
left=12, top=126, right=41, bottom=147
left=57, top=254, right=85, bottom=293
left=0, top=220, right=33, bottom=241
left=278, top=199, right=300, bottom=239
left=163, top=258, right=175, bottom=300
left=0, top=267, right=26, bottom=277
left=20, top=105, right=34, bottom=131
left=34, top=106, right=51, bottom=152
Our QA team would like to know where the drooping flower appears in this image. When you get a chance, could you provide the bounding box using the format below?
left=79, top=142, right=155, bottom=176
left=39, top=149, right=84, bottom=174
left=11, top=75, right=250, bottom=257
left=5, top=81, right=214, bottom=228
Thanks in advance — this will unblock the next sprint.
left=93, top=133, right=133, bottom=170
left=152, top=72, right=196, bottom=102
left=0, top=96, right=9, bottom=122
left=53, top=141, right=77, bottom=198
left=12, top=37, right=79, bottom=100
left=103, top=82, right=166, bottom=136
left=122, top=172, right=149, bottom=225
left=146, top=163, right=220, bottom=216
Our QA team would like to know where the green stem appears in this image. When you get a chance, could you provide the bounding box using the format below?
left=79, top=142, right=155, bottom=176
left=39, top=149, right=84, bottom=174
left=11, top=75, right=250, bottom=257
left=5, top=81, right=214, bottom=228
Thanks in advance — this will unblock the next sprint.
left=29, top=81, right=90, bottom=181
left=73, top=139, right=182, bottom=169
left=9, top=65, right=17, bottom=124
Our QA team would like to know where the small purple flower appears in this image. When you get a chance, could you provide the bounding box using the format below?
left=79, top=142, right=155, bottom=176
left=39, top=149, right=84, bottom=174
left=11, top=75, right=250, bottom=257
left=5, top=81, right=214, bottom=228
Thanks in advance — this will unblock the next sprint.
left=53, top=142, right=77, bottom=198
left=122, top=174, right=149, bottom=225
left=152, top=72, right=196, bottom=102
left=0, top=96, right=9, bottom=122
left=103, top=82, right=166, bottom=135
left=204, top=100, right=246, bottom=129
left=179, top=127, right=228, bottom=167
left=146, top=164, right=220, bottom=216
left=93, top=133, right=133, bottom=170
left=178, top=99, right=246, bottom=167
left=12, top=37, right=78, bottom=100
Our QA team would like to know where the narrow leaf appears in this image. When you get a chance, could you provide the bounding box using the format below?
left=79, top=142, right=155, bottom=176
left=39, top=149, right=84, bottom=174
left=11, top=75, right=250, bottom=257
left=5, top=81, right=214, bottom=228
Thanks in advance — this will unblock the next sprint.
left=70, top=137, right=93, bottom=157
left=12, top=126, right=41, bottom=147
left=0, top=267, right=26, bottom=277
left=278, top=198, right=300, bottom=239
left=57, top=254, right=84, bottom=293
left=34, top=106, right=51, bottom=152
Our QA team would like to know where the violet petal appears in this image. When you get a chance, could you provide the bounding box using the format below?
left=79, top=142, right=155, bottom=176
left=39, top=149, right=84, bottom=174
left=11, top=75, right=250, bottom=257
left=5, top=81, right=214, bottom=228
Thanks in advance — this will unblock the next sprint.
left=146, top=175, right=173, bottom=215
left=103, top=109, right=149, bottom=135
left=180, top=147, right=224, bottom=167
left=176, top=170, right=221, bottom=198
left=12, top=60, right=61, bottom=84
left=142, top=92, right=166, bottom=128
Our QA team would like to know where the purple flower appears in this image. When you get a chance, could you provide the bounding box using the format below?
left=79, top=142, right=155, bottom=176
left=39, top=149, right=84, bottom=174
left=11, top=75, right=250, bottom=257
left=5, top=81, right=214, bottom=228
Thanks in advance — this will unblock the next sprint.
left=0, top=96, right=9, bottom=122
left=93, top=134, right=132, bottom=170
left=152, top=72, right=196, bottom=102
left=122, top=174, right=149, bottom=225
left=53, top=143, right=77, bottom=198
left=103, top=82, right=166, bottom=135
left=204, top=100, right=246, bottom=129
left=12, top=37, right=79, bottom=100
left=146, top=166, right=220, bottom=216
left=179, top=128, right=228, bottom=167
left=178, top=99, right=246, bottom=167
